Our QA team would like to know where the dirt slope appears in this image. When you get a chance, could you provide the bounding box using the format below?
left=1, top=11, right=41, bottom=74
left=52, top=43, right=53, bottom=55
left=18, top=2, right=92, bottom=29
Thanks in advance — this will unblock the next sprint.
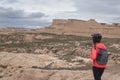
left=0, top=52, right=120, bottom=80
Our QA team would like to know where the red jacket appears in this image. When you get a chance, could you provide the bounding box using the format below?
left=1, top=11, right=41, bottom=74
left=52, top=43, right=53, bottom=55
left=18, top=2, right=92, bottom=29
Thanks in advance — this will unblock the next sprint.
left=90, top=42, right=107, bottom=68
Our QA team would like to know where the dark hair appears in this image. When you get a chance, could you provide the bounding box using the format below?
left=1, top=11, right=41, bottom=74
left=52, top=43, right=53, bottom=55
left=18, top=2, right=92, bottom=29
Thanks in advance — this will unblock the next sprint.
left=91, top=33, right=102, bottom=44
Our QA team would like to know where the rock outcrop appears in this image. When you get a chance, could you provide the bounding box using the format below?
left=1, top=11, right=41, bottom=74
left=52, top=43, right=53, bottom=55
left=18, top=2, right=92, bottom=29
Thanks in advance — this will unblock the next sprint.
left=47, top=19, right=120, bottom=38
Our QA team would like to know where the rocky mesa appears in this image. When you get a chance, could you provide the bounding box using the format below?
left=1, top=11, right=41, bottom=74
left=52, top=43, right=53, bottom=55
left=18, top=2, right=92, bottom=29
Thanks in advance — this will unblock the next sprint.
left=40, top=19, right=120, bottom=38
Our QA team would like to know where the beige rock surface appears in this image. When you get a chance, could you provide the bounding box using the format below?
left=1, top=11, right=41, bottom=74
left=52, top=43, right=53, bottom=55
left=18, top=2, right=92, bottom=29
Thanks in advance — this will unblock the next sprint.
left=0, top=52, right=120, bottom=80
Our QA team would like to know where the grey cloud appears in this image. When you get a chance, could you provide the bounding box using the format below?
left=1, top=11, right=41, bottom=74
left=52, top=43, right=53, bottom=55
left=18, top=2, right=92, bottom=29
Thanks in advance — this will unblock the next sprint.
left=28, top=12, right=46, bottom=18
left=0, top=7, right=25, bottom=18
left=113, top=17, right=120, bottom=20
left=0, top=7, right=46, bottom=19
left=0, top=7, right=50, bottom=28
left=111, top=17, right=120, bottom=22
left=102, top=0, right=120, bottom=5
left=2, top=0, right=18, bottom=3
left=74, top=0, right=120, bottom=15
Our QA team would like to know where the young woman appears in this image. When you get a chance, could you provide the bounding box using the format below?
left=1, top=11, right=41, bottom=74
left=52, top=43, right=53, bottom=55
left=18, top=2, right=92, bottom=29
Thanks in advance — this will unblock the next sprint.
left=90, top=33, right=107, bottom=80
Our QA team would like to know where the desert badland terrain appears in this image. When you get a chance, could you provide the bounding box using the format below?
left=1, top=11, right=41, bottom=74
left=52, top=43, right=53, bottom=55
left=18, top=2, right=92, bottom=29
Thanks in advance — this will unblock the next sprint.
left=0, top=19, right=120, bottom=80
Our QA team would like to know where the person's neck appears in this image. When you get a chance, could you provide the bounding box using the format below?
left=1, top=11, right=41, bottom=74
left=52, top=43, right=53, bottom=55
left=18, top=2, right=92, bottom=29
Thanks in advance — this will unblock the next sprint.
left=94, top=42, right=101, bottom=45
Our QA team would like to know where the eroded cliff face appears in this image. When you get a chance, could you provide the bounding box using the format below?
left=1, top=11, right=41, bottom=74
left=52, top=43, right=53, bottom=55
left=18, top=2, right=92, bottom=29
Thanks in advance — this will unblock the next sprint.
left=49, top=19, right=120, bottom=38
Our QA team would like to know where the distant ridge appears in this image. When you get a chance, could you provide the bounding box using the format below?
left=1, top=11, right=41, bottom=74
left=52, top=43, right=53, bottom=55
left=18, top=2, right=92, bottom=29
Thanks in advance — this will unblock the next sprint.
left=0, top=19, right=120, bottom=38
left=44, top=19, right=120, bottom=38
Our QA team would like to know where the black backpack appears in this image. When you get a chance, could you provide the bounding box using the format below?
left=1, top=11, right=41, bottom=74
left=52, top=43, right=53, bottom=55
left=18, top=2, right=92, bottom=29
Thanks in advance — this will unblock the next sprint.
left=96, top=49, right=108, bottom=65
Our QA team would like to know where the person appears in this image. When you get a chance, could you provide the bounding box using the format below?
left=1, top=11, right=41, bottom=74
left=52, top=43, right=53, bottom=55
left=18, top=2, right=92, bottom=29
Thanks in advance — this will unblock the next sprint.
left=90, top=33, right=107, bottom=80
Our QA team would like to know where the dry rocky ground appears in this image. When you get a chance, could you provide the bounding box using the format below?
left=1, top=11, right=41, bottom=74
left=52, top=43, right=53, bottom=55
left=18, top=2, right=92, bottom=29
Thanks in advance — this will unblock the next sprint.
left=0, top=31, right=120, bottom=80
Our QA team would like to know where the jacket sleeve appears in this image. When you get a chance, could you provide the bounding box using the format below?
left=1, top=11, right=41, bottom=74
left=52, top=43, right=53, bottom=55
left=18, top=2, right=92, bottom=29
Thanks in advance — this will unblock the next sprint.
left=90, top=47, right=97, bottom=60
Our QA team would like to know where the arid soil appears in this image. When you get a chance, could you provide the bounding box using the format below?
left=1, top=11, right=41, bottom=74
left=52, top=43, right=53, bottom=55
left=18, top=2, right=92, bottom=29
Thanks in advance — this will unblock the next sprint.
left=0, top=28, right=120, bottom=80
left=0, top=52, right=120, bottom=80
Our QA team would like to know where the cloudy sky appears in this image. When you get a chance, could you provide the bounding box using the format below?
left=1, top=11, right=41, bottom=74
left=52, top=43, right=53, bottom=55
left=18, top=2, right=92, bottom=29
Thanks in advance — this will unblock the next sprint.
left=0, top=0, right=120, bottom=28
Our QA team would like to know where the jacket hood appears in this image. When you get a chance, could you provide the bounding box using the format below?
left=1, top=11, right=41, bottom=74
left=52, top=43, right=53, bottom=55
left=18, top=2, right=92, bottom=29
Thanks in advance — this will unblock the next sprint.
left=96, top=42, right=106, bottom=49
